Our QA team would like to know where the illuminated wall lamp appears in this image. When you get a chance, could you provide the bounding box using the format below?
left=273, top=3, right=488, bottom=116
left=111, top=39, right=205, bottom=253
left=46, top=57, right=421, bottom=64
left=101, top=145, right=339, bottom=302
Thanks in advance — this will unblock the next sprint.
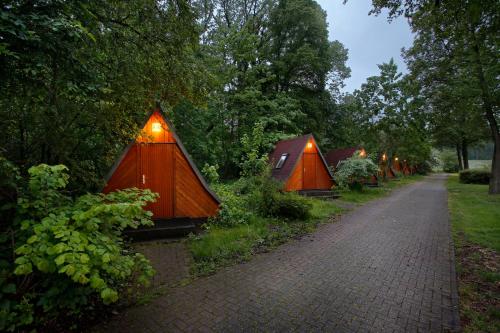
left=152, top=122, right=162, bottom=133
left=307, top=142, right=313, bottom=149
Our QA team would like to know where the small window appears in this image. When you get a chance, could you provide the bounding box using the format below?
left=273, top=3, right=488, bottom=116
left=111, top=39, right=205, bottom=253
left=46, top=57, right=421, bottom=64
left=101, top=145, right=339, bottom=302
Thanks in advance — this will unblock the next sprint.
left=275, top=153, right=288, bottom=169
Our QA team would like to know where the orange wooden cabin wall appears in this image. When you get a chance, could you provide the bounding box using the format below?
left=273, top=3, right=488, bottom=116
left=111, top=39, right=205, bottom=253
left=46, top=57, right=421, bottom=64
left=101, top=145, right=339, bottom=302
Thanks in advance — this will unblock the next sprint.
left=174, top=146, right=219, bottom=217
left=284, top=139, right=333, bottom=191
left=103, top=111, right=218, bottom=219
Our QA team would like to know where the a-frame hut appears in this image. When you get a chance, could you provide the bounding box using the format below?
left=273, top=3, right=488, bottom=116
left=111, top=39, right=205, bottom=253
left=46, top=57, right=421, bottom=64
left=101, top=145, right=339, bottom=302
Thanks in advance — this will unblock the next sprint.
left=379, top=153, right=396, bottom=179
left=103, top=108, right=219, bottom=223
left=402, top=160, right=411, bottom=175
left=269, top=134, right=333, bottom=191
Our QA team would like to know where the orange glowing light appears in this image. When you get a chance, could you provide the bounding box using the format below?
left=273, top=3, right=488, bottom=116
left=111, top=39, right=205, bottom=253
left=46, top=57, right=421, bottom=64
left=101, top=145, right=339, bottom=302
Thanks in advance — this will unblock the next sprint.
left=307, top=142, right=313, bottom=149
left=382, top=153, right=387, bottom=161
left=395, top=157, right=399, bottom=161
left=152, top=122, right=162, bottom=132
left=359, top=150, right=366, bottom=157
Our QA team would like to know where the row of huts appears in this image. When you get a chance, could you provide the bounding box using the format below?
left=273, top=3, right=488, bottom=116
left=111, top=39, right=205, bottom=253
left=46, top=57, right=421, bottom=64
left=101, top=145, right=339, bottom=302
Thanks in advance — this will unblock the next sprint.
left=103, top=108, right=414, bottom=231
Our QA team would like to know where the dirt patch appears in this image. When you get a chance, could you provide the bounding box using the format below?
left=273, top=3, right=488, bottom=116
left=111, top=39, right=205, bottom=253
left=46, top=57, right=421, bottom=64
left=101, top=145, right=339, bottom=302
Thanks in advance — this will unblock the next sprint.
left=455, top=238, right=500, bottom=332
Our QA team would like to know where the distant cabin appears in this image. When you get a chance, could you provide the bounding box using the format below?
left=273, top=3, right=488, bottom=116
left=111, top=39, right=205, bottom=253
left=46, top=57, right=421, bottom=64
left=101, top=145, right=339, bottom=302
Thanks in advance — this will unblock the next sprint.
left=325, top=147, right=377, bottom=185
left=103, top=109, right=219, bottom=221
left=269, top=134, right=333, bottom=191
left=379, top=153, right=396, bottom=179
left=402, top=162, right=412, bottom=175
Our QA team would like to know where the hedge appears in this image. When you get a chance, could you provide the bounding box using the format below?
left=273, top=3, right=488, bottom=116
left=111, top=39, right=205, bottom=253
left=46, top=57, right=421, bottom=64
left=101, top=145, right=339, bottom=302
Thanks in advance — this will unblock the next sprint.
left=459, top=169, right=491, bottom=185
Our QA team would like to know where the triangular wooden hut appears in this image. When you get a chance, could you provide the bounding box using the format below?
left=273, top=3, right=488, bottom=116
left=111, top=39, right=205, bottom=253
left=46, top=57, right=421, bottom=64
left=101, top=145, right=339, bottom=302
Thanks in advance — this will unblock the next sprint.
left=269, top=134, right=333, bottom=191
left=103, top=108, right=219, bottom=222
left=379, top=152, right=396, bottom=179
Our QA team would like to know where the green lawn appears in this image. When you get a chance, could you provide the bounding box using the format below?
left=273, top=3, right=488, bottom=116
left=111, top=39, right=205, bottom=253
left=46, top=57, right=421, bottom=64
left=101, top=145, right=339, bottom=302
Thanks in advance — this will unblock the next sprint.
left=469, top=160, right=492, bottom=170
left=447, top=174, right=500, bottom=333
left=338, top=175, right=424, bottom=204
left=447, top=174, right=500, bottom=251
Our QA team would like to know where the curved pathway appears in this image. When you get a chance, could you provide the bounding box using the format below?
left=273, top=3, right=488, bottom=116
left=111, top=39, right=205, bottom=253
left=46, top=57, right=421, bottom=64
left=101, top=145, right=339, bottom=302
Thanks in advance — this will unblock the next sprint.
left=98, top=174, right=460, bottom=332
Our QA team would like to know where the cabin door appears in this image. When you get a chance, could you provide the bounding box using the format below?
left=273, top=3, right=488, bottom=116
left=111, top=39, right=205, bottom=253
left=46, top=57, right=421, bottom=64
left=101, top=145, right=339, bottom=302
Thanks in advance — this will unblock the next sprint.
left=303, top=153, right=317, bottom=189
left=139, top=144, right=174, bottom=218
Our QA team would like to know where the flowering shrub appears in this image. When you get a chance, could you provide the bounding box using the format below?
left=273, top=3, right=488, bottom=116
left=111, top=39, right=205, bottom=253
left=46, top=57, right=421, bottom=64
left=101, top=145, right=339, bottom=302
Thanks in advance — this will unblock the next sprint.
left=334, top=152, right=379, bottom=191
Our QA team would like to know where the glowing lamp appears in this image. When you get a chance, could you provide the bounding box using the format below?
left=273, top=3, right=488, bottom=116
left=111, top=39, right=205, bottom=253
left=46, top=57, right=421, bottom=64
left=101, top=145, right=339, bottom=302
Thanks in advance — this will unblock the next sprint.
left=152, top=122, right=162, bottom=133
left=307, top=142, right=313, bottom=149
left=395, top=157, right=399, bottom=161
left=382, top=154, right=387, bottom=161
left=359, top=150, right=366, bottom=157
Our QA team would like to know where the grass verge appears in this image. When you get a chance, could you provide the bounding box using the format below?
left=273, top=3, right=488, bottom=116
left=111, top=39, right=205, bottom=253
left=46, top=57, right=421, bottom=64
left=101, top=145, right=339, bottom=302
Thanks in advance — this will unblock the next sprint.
left=447, top=174, right=500, bottom=332
left=338, top=175, right=423, bottom=204
left=188, top=198, right=342, bottom=276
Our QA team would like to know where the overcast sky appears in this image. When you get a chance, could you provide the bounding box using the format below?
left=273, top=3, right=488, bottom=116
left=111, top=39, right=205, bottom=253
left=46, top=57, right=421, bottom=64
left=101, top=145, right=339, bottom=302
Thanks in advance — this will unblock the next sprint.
left=316, top=0, right=414, bottom=92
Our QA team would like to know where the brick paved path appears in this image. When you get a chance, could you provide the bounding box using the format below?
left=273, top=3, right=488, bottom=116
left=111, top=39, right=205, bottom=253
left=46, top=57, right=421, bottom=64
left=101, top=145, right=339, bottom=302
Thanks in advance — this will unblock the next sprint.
left=98, top=175, right=460, bottom=332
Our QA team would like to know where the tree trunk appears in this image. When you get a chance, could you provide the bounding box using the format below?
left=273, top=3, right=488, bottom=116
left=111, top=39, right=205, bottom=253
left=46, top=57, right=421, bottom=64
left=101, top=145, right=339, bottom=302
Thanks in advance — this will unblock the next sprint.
left=456, top=144, right=463, bottom=170
left=470, top=30, right=500, bottom=194
left=461, top=140, right=469, bottom=170
left=490, top=135, right=500, bottom=194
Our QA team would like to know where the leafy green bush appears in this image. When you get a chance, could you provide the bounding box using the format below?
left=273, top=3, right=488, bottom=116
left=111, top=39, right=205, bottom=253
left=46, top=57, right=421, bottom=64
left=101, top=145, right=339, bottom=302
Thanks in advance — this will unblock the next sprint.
left=239, top=122, right=269, bottom=177
left=209, top=183, right=252, bottom=227
left=0, top=164, right=156, bottom=332
left=441, top=150, right=459, bottom=173
left=250, top=175, right=311, bottom=220
left=334, top=152, right=379, bottom=190
left=201, top=163, right=220, bottom=184
left=459, top=169, right=491, bottom=184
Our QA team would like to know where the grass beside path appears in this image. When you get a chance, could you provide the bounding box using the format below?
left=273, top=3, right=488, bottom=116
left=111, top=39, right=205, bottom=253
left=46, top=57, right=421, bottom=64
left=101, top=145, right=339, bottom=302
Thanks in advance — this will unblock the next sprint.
left=189, top=198, right=342, bottom=276
left=338, top=175, right=423, bottom=204
left=447, top=174, right=500, bottom=333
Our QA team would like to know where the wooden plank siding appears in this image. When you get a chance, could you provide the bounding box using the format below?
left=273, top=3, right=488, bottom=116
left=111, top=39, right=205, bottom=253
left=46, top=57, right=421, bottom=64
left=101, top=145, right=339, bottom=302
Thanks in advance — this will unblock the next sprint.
left=174, top=147, right=219, bottom=217
left=285, top=157, right=303, bottom=191
left=103, top=145, right=138, bottom=193
left=139, top=144, right=175, bottom=218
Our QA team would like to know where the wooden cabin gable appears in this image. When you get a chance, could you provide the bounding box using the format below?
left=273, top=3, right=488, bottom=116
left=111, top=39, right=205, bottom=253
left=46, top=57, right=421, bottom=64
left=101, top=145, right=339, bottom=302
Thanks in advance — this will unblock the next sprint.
left=103, top=109, right=219, bottom=219
left=137, top=111, right=176, bottom=143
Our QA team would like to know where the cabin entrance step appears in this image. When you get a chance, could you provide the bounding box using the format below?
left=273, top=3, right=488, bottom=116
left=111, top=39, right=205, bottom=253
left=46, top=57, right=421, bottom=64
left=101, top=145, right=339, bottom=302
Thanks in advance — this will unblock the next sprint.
left=124, top=218, right=205, bottom=241
left=298, top=190, right=340, bottom=200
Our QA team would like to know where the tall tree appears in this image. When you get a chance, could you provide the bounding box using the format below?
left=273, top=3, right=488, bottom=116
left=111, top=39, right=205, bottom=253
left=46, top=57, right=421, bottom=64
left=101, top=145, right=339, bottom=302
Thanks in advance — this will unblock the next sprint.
left=363, top=0, right=500, bottom=192
left=179, top=0, right=350, bottom=177
left=348, top=59, right=432, bottom=173
left=0, top=0, right=201, bottom=190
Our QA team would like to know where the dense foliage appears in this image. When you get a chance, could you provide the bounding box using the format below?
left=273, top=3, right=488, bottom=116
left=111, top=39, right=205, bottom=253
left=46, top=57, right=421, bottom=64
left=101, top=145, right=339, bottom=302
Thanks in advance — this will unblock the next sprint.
left=211, top=167, right=311, bottom=228
left=441, top=150, right=460, bottom=173
left=0, top=0, right=201, bottom=191
left=459, top=169, right=492, bottom=185
left=335, top=59, right=432, bottom=171
left=334, top=152, right=379, bottom=190
left=0, top=164, right=156, bottom=332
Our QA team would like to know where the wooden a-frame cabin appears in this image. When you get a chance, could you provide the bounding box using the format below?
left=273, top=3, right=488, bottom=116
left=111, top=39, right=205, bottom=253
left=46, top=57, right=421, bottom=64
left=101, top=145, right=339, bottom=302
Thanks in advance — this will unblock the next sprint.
left=269, top=134, right=334, bottom=192
left=103, top=107, right=220, bottom=226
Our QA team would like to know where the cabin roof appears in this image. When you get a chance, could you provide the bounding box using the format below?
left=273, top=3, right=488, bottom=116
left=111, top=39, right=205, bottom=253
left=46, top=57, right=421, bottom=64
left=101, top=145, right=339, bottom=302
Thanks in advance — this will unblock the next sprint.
left=269, top=134, right=332, bottom=182
left=104, top=105, right=220, bottom=204
left=325, top=147, right=360, bottom=169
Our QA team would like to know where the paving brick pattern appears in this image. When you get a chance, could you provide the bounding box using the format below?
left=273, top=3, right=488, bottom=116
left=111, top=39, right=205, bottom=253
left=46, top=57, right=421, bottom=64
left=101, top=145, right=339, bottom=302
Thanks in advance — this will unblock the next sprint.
left=98, top=175, right=460, bottom=332
left=134, top=240, right=191, bottom=288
